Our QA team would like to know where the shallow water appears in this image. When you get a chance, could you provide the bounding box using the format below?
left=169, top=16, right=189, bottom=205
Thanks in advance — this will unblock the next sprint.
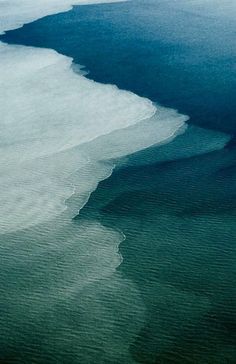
left=1, top=0, right=236, bottom=363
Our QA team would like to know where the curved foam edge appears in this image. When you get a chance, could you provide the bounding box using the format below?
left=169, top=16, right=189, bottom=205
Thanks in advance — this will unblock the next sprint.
left=0, top=2, right=228, bottom=358
left=0, top=39, right=187, bottom=234
left=0, top=43, right=156, bottom=166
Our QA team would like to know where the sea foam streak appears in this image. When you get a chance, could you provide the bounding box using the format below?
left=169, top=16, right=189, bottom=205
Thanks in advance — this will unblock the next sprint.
left=0, top=2, right=231, bottom=361
left=0, top=3, right=179, bottom=355
left=0, top=1, right=188, bottom=234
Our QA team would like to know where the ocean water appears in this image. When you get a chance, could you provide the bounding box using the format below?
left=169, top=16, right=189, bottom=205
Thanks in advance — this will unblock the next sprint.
left=0, top=0, right=236, bottom=363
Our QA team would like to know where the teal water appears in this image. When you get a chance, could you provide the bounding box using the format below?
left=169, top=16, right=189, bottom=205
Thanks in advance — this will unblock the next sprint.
left=1, top=0, right=236, bottom=363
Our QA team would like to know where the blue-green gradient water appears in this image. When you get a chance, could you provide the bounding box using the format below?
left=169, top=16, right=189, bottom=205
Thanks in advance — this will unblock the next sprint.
left=1, top=0, right=236, bottom=363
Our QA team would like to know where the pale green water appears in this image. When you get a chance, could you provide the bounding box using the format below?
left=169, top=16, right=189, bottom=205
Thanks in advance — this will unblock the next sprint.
left=1, top=0, right=236, bottom=363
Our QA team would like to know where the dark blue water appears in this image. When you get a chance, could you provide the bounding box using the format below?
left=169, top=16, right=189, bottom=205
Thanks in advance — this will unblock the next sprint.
left=3, top=0, right=236, bottom=134
left=1, top=0, right=236, bottom=363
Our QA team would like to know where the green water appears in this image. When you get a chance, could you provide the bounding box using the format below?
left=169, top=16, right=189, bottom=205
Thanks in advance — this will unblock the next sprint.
left=1, top=0, right=236, bottom=362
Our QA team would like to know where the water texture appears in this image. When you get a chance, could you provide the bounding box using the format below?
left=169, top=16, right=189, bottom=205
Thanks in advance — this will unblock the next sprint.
left=0, top=0, right=236, bottom=363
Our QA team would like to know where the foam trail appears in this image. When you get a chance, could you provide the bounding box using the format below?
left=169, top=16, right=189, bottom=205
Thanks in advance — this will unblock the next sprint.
left=0, top=4, right=186, bottom=360
left=1, top=0, right=231, bottom=238
left=0, top=43, right=161, bottom=233
left=0, top=10, right=187, bottom=234
left=0, top=44, right=156, bottom=165
left=2, top=1, right=232, bottom=362
left=0, top=4, right=164, bottom=352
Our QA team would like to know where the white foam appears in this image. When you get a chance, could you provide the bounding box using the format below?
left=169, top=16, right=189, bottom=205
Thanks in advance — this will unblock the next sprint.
left=0, top=44, right=156, bottom=166
left=0, top=0, right=186, bottom=234
left=0, top=2, right=227, bottom=359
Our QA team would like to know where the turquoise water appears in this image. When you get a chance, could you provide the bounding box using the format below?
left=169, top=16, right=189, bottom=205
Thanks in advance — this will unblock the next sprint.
left=1, top=0, right=236, bottom=363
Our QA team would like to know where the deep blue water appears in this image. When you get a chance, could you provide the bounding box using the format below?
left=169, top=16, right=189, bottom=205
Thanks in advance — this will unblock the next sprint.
left=3, top=0, right=236, bottom=134
left=1, top=0, right=236, bottom=363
